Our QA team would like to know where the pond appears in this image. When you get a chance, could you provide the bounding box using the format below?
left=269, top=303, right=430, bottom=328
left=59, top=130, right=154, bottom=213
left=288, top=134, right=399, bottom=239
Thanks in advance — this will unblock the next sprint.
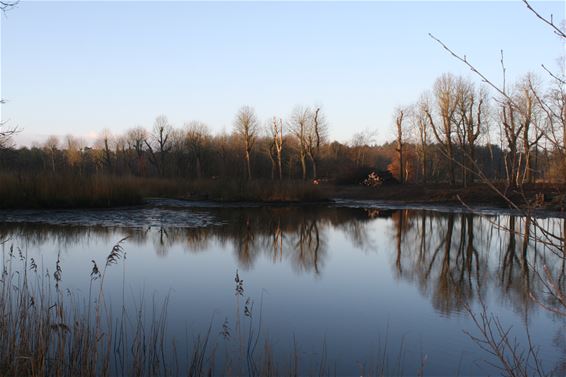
left=1, top=201, right=565, bottom=376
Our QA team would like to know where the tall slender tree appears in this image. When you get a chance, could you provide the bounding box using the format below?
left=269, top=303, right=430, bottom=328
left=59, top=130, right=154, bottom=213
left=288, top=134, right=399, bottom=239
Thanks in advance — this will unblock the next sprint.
left=234, top=106, right=258, bottom=180
left=145, top=115, right=172, bottom=177
left=290, top=106, right=311, bottom=180
left=425, top=73, right=460, bottom=186
left=394, top=107, right=406, bottom=184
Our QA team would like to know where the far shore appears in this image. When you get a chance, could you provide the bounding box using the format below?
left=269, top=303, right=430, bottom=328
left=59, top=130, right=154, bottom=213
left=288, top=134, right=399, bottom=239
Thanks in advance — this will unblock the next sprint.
left=166, top=183, right=566, bottom=215
left=330, top=183, right=564, bottom=209
left=0, top=174, right=564, bottom=212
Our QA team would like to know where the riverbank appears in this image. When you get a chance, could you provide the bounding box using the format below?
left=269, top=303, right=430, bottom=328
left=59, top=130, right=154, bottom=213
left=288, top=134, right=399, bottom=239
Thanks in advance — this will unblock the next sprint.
left=179, top=181, right=566, bottom=212
left=330, top=182, right=566, bottom=210
left=0, top=173, right=564, bottom=211
left=0, top=174, right=327, bottom=209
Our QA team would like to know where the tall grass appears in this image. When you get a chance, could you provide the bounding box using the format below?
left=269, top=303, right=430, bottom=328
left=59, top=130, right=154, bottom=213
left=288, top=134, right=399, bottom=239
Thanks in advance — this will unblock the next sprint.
left=0, top=173, right=328, bottom=209
left=0, top=240, right=174, bottom=377
left=0, top=173, right=145, bottom=208
left=2, top=240, right=383, bottom=377
left=183, top=179, right=327, bottom=202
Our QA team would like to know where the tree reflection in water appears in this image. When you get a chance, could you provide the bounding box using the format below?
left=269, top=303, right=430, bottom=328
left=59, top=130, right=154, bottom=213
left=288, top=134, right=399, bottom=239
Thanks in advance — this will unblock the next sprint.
left=1, top=206, right=564, bottom=316
left=389, top=209, right=566, bottom=317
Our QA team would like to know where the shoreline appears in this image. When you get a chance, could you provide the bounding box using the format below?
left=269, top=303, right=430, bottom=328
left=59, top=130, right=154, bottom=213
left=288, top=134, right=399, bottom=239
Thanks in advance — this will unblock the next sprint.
left=1, top=180, right=565, bottom=214
left=147, top=197, right=566, bottom=219
left=1, top=196, right=565, bottom=221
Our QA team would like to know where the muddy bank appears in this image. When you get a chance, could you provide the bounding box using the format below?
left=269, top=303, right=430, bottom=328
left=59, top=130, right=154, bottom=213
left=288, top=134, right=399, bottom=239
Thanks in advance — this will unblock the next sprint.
left=329, top=183, right=566, bottom=211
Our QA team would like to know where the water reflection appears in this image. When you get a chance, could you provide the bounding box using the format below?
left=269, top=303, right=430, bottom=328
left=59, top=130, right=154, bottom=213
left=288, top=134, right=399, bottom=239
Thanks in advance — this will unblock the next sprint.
left=390, top=209, right=566, bottom=317
left=1, top=206, right=565, bottom=317
left=392, top=211, right=484, bottom=314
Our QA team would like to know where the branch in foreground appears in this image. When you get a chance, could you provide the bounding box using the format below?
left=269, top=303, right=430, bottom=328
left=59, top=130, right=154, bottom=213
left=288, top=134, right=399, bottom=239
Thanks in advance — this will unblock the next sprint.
left=0, top=1, right=18, bottom=12
left=428, top=33, right=513, bottom=104
left=522, top=0, right=566, bottom=39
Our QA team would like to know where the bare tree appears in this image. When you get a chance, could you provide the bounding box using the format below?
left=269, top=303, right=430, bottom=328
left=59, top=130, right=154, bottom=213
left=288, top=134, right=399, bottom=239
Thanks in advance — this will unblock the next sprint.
left=424, top=73, right=460, bottom=186
left=350, top=129, right=377, bottom=168
left=538, top=73, right=566, bottom=181
left=546, top=74, right=566, bottom=153
left=412, top=96, right=432, bottom=183
left=185, top=121, right=210, bottom=179
left=64, top=135, right=84, bottom=173
left=305, top=107, right=327, bottom=179
left=290, top=106, right=328, bottom=180
left=290, top=106, right=310, bottom=180
left=145, top=115, right=172, bottom=177
left=516, top=74, right=544, bottom=184
left=234, top=106, right=258, bottom=180
left=264, top=136, right=277, bottom=180
left=43, top=135, right=59, bottom=174
left=214, top=131, right=231, bottom=178
left=96, top=129, right=113, bottom=172
left=498, top=76, right=543, bottom=189
left=500, top=96, right=522, bottom=189
left=126, top=126, right=147, bottom=175
left=454, top=79, right=488, bottom=187
left=394, top=107, right=406, bottom=184
left=114, top=134, right=128, bottom=174
left=267, top=117, right=284, bottom=180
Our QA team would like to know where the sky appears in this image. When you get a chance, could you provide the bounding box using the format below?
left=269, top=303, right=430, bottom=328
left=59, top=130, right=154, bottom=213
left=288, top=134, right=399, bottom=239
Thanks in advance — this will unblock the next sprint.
left=1, top=0, right=565, bottom=146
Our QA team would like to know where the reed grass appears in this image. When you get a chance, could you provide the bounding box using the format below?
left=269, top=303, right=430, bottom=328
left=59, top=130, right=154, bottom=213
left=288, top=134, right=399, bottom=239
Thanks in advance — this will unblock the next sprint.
left=0, top=239, right=368, bottom=377
left=0, top=173, right=328, bottom=209
left=182, top=179, right=327, bottom=203
left=0, top=240, right=174, bottom=377
left=0, top=173, right=145, bottom=208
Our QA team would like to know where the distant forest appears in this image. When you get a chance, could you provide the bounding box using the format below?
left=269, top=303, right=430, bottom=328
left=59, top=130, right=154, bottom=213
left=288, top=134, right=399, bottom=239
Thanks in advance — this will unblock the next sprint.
left=0, top=71, right=564, bottom=188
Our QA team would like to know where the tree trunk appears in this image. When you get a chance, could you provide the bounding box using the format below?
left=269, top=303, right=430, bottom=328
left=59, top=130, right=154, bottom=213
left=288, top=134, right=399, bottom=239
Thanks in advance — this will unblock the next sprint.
left=245, top=150, right=252, bottom=180
left=446, top=140, right=456, bottom=186
left=277, top=152, right=283, bottom=180
left=196, top=156, right=201, bottom=179
left=422, top=147, right=427, bottom=184
left=309, top=155, right=317, bottom=179
left=300, top=154, right=307, bottom=181
left=51, top=152, right=56, bottom=174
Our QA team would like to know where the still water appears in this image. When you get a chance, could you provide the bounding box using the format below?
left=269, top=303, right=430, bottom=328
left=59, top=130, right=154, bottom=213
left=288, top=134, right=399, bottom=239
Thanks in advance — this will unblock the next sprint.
left=1, top=201, right=566, bottom=376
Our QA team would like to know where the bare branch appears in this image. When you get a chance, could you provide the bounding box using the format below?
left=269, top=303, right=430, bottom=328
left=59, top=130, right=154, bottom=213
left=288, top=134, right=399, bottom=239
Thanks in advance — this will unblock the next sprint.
left=522, top=0, right=566, bottom=39
left=429, top=33, right=513, bottom=104
left=0, top=0, right=18, bottom=13
left=541, top=64, right=566, bottom=85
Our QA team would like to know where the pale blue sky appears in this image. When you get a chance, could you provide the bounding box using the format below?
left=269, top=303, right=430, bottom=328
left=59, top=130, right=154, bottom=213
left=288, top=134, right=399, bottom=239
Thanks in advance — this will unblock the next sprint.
left=1, top=1, right=564, bottom=145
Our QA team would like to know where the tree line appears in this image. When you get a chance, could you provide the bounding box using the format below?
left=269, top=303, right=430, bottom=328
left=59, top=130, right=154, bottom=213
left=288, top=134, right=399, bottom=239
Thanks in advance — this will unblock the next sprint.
left=392, top=71, right=566, bottom=188
left=0, top=70, right=564, bottom=187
